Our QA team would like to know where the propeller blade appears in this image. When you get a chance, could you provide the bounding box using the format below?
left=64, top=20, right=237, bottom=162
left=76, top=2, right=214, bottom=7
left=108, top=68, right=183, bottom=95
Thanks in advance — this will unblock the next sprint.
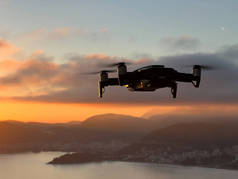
left=80, top=70, right=116, bottom=75
left=185, top=65, right=218, bottom=71
left=80, top=71, right=100, bottom=75
left=199, top=65, right=217, bottom=70
left=98, top=61, right=132, bottom=68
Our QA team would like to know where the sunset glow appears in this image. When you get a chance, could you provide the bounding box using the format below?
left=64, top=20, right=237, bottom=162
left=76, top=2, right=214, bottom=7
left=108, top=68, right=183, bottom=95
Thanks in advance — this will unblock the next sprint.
left=0, top=99, right=237, bottom=123
left=0, top=100, right=153, bottom=122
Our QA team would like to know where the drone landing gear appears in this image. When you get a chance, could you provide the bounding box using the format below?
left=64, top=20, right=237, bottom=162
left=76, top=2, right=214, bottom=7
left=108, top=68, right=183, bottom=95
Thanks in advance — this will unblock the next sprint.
left=98, top=81, right=105, bottom=98
left=171, top=83, right=177, bottom=98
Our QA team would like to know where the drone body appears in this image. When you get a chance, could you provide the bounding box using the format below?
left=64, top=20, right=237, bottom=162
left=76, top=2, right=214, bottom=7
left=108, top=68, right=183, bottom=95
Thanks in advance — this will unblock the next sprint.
left=98, top=63, right=202, bottom=98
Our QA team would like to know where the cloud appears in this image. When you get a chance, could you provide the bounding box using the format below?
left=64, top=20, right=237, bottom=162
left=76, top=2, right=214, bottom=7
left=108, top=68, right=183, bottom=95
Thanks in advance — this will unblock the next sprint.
left=0, top=51, right=64, bottom=96
left=0, top=51, right=123, bottom=98
left=0, top=59, right=22, bottom=73
left=0, top=39, right=20, bottom=59
left=0, top=39, right=238, bottom=105
left=160, top=35, right=201, bottom=51
left=0, top=39, right=8, bottom=48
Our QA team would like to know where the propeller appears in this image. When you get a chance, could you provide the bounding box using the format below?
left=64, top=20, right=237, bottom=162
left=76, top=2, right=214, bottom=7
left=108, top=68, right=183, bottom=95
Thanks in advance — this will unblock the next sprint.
left=80, top=70, right=116, bottom=75
left=199, top=65, right=218, bottom=70
left=98, top=61, right=132, bottom=68
left=185, top=65, right=218, bottom=71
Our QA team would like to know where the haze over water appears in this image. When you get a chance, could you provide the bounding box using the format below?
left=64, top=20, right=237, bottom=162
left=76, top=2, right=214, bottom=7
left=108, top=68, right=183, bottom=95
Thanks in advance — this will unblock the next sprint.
left=0, top=152, right=238, bottom=179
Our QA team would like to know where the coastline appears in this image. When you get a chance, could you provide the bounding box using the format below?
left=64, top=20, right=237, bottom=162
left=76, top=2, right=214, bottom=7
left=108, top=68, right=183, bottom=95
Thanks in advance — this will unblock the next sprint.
left=48, top=152, right=238, bottom=171
left=49, top=158, right=238, bottom=171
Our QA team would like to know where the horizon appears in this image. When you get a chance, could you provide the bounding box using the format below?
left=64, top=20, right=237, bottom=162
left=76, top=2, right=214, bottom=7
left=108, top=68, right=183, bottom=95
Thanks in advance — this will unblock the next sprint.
left=0, top=102, right=237, bottom=123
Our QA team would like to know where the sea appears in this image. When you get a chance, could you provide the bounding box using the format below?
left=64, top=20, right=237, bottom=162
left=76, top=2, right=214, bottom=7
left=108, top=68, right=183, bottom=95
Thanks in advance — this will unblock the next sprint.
left=0, top=152, right=238, bottom=179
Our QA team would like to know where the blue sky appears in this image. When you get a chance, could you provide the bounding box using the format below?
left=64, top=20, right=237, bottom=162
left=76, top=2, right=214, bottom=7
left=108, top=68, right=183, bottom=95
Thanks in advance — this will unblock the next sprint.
left=0, top=0, right=238, bottom=59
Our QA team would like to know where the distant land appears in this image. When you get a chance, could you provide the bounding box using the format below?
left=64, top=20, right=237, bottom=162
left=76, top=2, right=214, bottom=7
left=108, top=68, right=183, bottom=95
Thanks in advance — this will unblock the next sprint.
left=0, top=114, right=151, bottom=153
left=1, top=113, right=195, bottom=153
left=1, top=113, right=238, bottom=170
left=49, top=121, right=238, bottom=170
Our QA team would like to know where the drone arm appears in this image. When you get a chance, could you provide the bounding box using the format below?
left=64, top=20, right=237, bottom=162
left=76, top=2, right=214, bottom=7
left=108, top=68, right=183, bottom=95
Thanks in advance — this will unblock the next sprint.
left=175, top=71, right=201, bottom=88
left=98, top=78, right=119, bottom=98
left=175, top=73, right=195, bottom=82
left=107, top=78, right=120, bottom=86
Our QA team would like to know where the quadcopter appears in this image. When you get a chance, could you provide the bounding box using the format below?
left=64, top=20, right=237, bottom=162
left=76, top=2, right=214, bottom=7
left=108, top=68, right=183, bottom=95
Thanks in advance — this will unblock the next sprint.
left=85, top=62, right=214, bottom=98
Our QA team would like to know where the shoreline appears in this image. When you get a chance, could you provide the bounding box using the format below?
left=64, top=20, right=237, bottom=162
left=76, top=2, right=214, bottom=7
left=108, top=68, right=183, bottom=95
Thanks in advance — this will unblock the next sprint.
left=48, top=152, right=238, bottom=171
left=48, top=158, right=238, bottom=171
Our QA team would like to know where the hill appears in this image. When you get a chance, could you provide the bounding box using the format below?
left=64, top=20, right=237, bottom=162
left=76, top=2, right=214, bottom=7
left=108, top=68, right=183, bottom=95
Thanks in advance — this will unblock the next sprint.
left=0, top=114, right=152, bottom=153
left=118, top=121, right=238, bottom=154
left=81, top=113, right=155, bottom=133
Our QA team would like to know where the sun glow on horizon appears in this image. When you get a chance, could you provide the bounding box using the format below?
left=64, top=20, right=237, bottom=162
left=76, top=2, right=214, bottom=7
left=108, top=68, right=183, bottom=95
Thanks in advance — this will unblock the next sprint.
left=0, top=100, right=237, bottom=123
left=0, top=100, right=154, bottom=123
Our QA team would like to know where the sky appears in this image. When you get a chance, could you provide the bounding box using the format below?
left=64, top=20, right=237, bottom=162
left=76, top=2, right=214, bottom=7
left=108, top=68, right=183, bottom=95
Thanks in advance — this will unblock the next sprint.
left=0, top=0, right=238, bottom=122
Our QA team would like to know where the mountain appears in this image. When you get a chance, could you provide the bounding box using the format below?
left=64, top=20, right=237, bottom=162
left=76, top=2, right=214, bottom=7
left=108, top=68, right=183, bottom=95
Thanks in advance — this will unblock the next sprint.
left=143, top=122, right=238, bottom=146
left=81, top=113, right=155, bottom=133
left=119, top=121, right=238, bottom=154
left=147, top=113, right=238, bottom=128
left=3, top=113, right=238, bottom=160
left=0, top=114, right=153, bottom=154
left=65, top=121, right=82, bottom=125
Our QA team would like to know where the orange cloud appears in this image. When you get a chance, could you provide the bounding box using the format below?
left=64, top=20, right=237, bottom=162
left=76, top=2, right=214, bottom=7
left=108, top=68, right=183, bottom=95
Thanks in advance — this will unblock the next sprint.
left=85, top=53, right=122, bottom=62
left=0, top=39, right=20, bottom=59
left=0, top=50, right=66, bottom=97
left=0, top=59, right=22, bottom=72
left=86, top=53, right=110, bottom=60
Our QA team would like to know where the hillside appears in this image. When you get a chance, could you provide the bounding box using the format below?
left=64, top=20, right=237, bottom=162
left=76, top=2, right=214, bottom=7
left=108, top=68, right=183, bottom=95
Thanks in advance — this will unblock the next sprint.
left=81, top=113, right=156, bottom=133
left=0, top=114, right=151, bottom=153
left=143, top=122, right=238, bottom=146
left=119, top=121, right=238, bottom=155
left=50, top=120, right=238, bottom=170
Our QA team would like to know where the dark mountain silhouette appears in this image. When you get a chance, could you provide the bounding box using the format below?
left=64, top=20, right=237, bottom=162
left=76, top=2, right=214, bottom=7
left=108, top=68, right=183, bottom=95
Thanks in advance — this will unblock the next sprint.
left=65, top=121, right=82, bottom=125
left=81, top=113, right=155, bottom=133
left=2, top=113, right=238, bottom=158
left=0, top=114, right=152, bottom=153
left=143, top=122, right=238, bottom=146
left=147, top=113, right=238, bottom=130
left=118, top=121, right=238, bottom=156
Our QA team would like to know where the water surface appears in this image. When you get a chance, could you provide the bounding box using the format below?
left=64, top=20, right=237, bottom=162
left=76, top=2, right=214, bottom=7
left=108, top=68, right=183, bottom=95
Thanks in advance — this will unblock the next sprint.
left=0, top=152, right=238, bottom=179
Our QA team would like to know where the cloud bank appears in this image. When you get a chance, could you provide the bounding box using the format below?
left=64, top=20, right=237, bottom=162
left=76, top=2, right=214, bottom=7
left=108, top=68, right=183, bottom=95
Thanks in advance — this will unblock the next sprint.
left=0, top=38, right=237, bottom=104
left=0, top=39, right=20, bottom=59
